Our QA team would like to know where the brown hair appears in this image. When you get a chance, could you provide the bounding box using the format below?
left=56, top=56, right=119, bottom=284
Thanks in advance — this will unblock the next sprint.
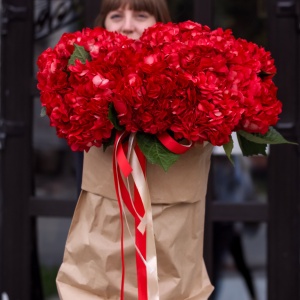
left=94, top=0, right=171, bottom=27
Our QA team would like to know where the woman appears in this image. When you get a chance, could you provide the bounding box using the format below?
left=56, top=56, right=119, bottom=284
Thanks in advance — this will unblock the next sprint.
left=57, top=1, right=214, bottom=299
left=95, top=0, right=171, bottom=31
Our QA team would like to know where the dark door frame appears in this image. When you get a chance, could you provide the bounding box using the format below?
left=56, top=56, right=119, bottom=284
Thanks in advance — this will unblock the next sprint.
left=267, top=0, right=300, bottom=299
left=0, top=0, right=34, bottom=299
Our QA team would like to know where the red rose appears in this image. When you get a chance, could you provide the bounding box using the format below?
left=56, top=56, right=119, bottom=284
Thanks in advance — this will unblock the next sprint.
left=37, top=21, right=282, bottom=150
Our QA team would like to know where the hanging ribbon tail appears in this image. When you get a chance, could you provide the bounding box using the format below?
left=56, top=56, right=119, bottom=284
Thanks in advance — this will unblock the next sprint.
left=113, top=132, right=160, bottom=300
left=112, top=132, right=126, bottom=300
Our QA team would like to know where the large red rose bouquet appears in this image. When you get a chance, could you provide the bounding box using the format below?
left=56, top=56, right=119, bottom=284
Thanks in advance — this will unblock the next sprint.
left=37, top=20, right=290, bottom=170
left=38, top=21, right=294, bottom=300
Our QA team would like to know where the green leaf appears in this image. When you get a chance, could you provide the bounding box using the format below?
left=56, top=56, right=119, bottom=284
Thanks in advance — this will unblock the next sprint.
left=237, top=133, right=267, bottom=156
left=136, top=132, right=180, bottom=171
left=40, top=106, right=46, bottom=117
left=223, top=136, right=234, bottom=164
left=237, top=127, right=296, bottom=145
left=102, top=129, right=116, bottom=151
left=108, top=103, right=125, bottom=131
left=68, top=44, right=91, bottom=66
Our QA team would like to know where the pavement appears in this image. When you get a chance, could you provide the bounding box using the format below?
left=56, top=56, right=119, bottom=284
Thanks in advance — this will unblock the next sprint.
left=214, top=270, right=266, bottom=300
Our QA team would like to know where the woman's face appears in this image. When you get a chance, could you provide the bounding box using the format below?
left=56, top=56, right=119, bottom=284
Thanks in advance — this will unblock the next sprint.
left=104, top=5, right=156, bottom=39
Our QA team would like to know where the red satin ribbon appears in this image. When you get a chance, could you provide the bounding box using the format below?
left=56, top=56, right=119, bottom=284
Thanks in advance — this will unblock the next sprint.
left=157, top=132, right=192, bottom=154
left=134, top=145, right=147, bottom=300
left=112, top=136, right=125, bottom=300
left=113, top=132, right=148, bottom=300
left=113, top=131, right=190, bottom=300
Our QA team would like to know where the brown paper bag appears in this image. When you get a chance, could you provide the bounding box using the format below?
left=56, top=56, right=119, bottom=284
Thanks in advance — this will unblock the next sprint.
left=57, top=143, right=214, bottom=299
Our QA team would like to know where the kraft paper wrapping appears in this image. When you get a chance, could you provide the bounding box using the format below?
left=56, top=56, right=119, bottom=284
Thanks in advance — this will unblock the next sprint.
left=57, top=142, right=214, bottom=299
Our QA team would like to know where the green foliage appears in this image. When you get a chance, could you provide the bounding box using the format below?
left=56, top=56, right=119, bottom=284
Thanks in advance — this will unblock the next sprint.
left=223, top=136, right=234, bottom=163
left=237, top=133, right=268, bottom=156
left=108, top=103, right=125, bottom=131
left=136, top=132, right=180, bottom=171
left=235, top=126, right=297, bottom=157
left=68, top=44, right=91, bottom=66
left=238, top=126, right=296, bottom=145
